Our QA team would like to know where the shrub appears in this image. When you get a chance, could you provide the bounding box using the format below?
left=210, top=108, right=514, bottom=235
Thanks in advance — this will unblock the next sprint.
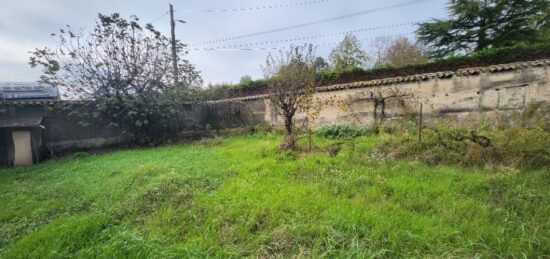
left=520, top=102, right=550, bottom=131
left=315, top=125, right=371, bottom=139
left=203, top=125, right=276, bottom=138
left=494, top=127, right=550, bottom=169
left=234, top=125, right=274, bottom=136
left=372, top=120, right=550, bottom=169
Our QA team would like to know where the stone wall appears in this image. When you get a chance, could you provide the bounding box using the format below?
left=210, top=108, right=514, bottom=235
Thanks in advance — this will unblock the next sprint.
left=205, top=59, right=550, bottom=129
left=2, top=59, right=549, bottom=162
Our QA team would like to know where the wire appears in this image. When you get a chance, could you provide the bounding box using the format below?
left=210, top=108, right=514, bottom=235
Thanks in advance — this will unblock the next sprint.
left=186, top=32, right=415, bottom=52
left=180, top=0, right=333, bottom=13
left=185, top=22, right=421, bottom=50
left=148, top=11, right=169, bottom=24
left=186, top=41, right=339, bottom=51
left=189, top=0, right=430, bottom=46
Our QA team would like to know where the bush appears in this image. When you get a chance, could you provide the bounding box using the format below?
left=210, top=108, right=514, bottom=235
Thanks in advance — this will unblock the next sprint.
left=372, top=120, right=550, bottom=169
left=315, top=125, right=371, bottom=139
left=520, top=102, right=550, bottom=130
left=203, top=125, right=276, bottom=138
left=494, top=127, right=550, bottom=169
left=202, top=79, right=268, bottom=100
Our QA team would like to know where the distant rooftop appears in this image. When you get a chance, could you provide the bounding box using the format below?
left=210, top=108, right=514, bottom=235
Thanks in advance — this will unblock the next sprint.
left=0, top=82, right=59, bottom=100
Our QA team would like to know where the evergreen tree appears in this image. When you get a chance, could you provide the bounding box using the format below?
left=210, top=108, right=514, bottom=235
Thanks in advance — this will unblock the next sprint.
left=313, top=57, right=329, bottom=72
left=417, top=0, right=550, bottom=57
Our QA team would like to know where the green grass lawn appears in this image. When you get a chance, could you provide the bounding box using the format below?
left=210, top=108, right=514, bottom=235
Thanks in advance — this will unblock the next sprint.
left=0, top=134, right=548, bottom=258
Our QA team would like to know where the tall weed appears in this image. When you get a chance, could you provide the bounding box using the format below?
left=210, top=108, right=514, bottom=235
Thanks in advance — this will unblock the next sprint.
left=372, top=102, right=550, bottom=169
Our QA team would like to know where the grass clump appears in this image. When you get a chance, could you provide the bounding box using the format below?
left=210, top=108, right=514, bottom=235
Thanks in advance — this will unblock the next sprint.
left=315, top=125, right=371, bottom=139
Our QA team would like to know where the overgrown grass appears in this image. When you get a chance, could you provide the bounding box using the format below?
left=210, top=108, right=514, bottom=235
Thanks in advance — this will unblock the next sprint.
left=372, top=103, right=550, bottom=169
left=0, top=131, right=548, bottom=257
left=0, top=115, right=550, bottom=258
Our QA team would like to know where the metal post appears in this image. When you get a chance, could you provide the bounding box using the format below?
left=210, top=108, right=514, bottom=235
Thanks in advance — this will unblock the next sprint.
left=418, top=102, right=423, bottom=142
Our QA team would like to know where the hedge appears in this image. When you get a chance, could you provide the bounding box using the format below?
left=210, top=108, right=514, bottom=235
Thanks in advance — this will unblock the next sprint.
left=203, top=42, right=550, bottom=100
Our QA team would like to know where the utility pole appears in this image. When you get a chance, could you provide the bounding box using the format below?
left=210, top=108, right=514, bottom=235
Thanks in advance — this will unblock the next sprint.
left=169, top=4, right=179, bottom=86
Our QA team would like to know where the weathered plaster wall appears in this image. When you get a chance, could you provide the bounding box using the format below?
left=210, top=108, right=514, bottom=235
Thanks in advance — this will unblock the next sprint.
left=2, top=59, right=549, bottom=164
left=206, top=60, right=550, bottom=129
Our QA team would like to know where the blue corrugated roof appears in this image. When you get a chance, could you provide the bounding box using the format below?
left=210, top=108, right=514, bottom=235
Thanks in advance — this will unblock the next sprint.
left=0, top=82, right=58, bottom=100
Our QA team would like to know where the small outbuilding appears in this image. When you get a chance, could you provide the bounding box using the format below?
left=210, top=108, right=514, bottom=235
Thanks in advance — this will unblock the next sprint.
left=0, top=116, right=44, bottom=167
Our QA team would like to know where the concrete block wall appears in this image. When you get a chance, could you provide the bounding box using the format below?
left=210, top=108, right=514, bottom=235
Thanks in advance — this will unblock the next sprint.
left=0, top=102, right=126, bottom=155
left=0, top=102, right=206, bottom=156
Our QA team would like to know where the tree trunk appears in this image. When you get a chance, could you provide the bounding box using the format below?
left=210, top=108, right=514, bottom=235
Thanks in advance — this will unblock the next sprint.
left=476, top=13, right=488, bottom=51
left=284, top=116, right=293, bottom=136
left=279, top=115, right=296, bottom=150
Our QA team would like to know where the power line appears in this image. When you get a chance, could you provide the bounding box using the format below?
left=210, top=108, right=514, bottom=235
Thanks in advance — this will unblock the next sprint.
left=185, top=40, right=347, bottom=51
left=148, top=11, right=169, bottom=24
left=186, top=32, right=415, bottom=52
left=180, top=0, right=333, bottom=13
left=185, top=22, right=421, bottom=51
left=189, top=0, right=430, bottom=46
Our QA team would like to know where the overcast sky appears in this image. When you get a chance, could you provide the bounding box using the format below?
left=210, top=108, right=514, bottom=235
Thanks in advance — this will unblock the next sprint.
left=0, top=0, right=448, bottom=86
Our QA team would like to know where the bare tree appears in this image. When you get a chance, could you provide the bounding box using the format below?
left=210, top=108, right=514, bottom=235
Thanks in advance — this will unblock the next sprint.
left=29, top=13, right=202, bottom=144
left=370, top=36, right=427, bottom=68
left=382, top=36, right=427, bottom=67
left=369, top=35, right=394, bottom=67
left=263, top=44, right=319, bottom=149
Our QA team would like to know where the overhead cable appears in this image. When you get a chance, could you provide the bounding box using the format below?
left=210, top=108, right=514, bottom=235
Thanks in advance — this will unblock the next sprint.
left=188, top=0, right=430, bottom=46
left=185, top=32, right=415, bottom=52
left=185, top=22, right=420, bottom=50
left=148, top=11, right=169, bottom=24
left=181, top=0, right=333, bottom=13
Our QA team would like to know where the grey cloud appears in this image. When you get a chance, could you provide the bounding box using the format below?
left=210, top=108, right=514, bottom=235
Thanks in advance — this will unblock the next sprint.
left=0, top=0, right=447, bottom=84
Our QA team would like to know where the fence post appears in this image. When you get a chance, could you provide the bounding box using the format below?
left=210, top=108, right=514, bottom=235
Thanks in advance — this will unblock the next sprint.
left=418, top=102, right=423, bottom=143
